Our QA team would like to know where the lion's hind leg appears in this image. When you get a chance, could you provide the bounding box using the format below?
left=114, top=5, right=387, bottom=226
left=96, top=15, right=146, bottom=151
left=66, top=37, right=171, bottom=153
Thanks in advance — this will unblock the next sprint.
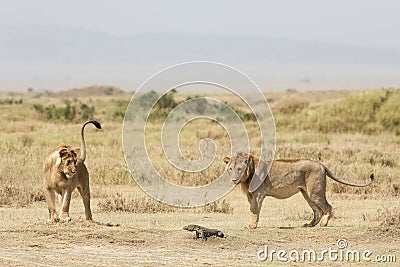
left=304, top=170, right=333, bottom=227
left=316, top=200, right=332, bottom=227
left=308, top=194, right=332, bottom=227
left=300, top=190, right=323, bottom=227
left=77, top=183, right=92, bottom=220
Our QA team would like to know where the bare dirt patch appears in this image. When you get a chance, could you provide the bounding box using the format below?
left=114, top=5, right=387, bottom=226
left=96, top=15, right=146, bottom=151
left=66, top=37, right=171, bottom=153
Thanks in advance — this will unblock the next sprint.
left=0, top=194, right=398, bottom=266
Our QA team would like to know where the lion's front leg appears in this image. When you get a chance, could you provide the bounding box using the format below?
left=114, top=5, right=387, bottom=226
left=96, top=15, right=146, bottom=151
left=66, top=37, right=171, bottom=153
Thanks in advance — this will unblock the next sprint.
left=246, top=193, right=265, bottom=229
left=44, top=187, right=59, bottom=222
left=59, top=190, right=72, bottom=222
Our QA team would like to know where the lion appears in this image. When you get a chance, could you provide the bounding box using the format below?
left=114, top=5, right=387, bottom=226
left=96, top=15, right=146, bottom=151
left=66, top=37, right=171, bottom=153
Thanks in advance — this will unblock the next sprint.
left=43, top=120, right=101, bottom=222
left=224, top=152, right=374, bottom=228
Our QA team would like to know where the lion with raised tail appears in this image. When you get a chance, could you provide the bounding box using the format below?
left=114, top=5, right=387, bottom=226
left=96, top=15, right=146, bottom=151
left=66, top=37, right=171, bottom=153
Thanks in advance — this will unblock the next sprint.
left=43, top=120, right=101, bottom=222
left=224, top=152, right=374, bottom=229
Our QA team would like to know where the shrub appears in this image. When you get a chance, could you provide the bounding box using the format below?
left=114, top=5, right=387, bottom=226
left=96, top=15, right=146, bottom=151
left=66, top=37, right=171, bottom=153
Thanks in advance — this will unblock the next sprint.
left=0, top=98, right=23, bottom=105
left=111, top=99, right=129, bottom=121
left=33, top=100, right=96, bottom=123
left=138, top=90, right=178, bottom=122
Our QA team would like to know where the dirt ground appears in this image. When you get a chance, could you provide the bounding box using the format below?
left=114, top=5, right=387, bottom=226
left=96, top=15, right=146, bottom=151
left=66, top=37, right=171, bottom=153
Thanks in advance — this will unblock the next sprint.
left=0, top=190, right=398, bottom=266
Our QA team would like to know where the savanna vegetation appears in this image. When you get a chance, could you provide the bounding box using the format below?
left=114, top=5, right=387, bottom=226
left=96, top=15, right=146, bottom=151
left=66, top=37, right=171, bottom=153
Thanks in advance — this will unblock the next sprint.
left=1, top=87, right=399, bottom=210
left=0, top=86, right=398, bottom=265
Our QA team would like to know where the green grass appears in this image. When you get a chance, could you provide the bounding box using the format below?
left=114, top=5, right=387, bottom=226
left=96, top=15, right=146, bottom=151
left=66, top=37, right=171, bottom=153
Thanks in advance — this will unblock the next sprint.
left=274, top=88, right=400, bottom=134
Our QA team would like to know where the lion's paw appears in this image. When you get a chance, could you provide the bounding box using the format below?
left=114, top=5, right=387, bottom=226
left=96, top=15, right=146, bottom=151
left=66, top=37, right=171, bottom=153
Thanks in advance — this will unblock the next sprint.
left=47, top=217, right=59, bottom=223
left=60, top=215, right=72, bottom=222
left=245, top=224, right=258, bottom=229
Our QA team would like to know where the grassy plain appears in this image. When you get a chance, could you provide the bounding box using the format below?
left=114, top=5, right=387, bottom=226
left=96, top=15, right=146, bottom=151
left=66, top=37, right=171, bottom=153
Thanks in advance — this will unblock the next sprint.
left=0, top=88, right=399, bottom=266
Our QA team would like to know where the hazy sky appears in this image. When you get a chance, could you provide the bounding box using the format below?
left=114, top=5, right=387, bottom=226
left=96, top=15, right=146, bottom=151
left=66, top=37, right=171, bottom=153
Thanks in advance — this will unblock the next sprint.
left=1, top=0, right=400, bottom=91
left=1, top=0, right=399, bottom=50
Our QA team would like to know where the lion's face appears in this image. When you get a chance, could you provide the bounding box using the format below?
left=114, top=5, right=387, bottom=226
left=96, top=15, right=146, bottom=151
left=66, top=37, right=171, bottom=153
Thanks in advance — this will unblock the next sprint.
left=224, top=153, right=249, bottom=185
left=58, top=147, right=80, bottom=178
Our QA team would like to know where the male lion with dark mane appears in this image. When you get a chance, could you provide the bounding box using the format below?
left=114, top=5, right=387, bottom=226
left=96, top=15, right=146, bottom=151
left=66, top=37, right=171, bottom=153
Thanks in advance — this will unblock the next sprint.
left=43, top=120, right=101, bottom=222
left=224, top=152, right=374, bottom=229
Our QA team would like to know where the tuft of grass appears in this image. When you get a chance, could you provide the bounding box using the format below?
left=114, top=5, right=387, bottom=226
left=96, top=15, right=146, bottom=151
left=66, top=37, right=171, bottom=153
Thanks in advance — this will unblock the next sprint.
left=20, top=134, right=33, bottom=147
left=97, top=193, right=177, bottom=213
left=284, top=210, right=312, bottom=221
left=201, top=199, right=233, bottom=214
left=0, top=186, right=44, bottom=206
left=377, top=207, right=400, bottom=227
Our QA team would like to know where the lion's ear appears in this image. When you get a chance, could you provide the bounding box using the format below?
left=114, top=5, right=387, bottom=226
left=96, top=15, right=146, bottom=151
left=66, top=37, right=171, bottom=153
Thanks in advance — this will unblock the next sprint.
left=223, top=157, right=231, bottom=164
left=59, top=148, right=68, bottom=158
left=249, top=159, right=269, bottom=193
left=72, top=148, right=80, bottom=156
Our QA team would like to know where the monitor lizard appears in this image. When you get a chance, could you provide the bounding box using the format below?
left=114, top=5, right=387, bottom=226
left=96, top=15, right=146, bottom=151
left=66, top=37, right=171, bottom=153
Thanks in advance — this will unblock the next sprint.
left=183, top=224, right=224, bottom=240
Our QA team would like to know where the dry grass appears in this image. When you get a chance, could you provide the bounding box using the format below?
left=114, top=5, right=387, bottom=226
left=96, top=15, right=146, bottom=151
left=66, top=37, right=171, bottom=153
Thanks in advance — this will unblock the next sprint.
left=377, top=206, right=400, bottom=227
left=97, top=193, right=176, bottom=213
left=97, top=193, right=233, bottom=214
left=272, top=97, right=309, bottom=114
left=201, top=199, right=233, bottom=214
left=0, top=88, right=399, bottom=213
left=0, top=88, right=399, bottom=265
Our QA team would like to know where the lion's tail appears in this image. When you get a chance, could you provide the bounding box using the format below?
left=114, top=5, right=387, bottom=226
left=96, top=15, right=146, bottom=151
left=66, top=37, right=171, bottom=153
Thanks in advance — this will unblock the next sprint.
left=324, top=165, right=374, bottom=187
left=80, top=120, right=102, bottom=162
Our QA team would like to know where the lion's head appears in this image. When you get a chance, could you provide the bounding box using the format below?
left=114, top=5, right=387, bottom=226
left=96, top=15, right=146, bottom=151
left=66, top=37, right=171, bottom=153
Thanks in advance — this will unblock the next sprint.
left=56, top=146, right=80, bottom=179
left=224, top=152, right=251, bottom=185
left=224, top=152, right=269, bottom=193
